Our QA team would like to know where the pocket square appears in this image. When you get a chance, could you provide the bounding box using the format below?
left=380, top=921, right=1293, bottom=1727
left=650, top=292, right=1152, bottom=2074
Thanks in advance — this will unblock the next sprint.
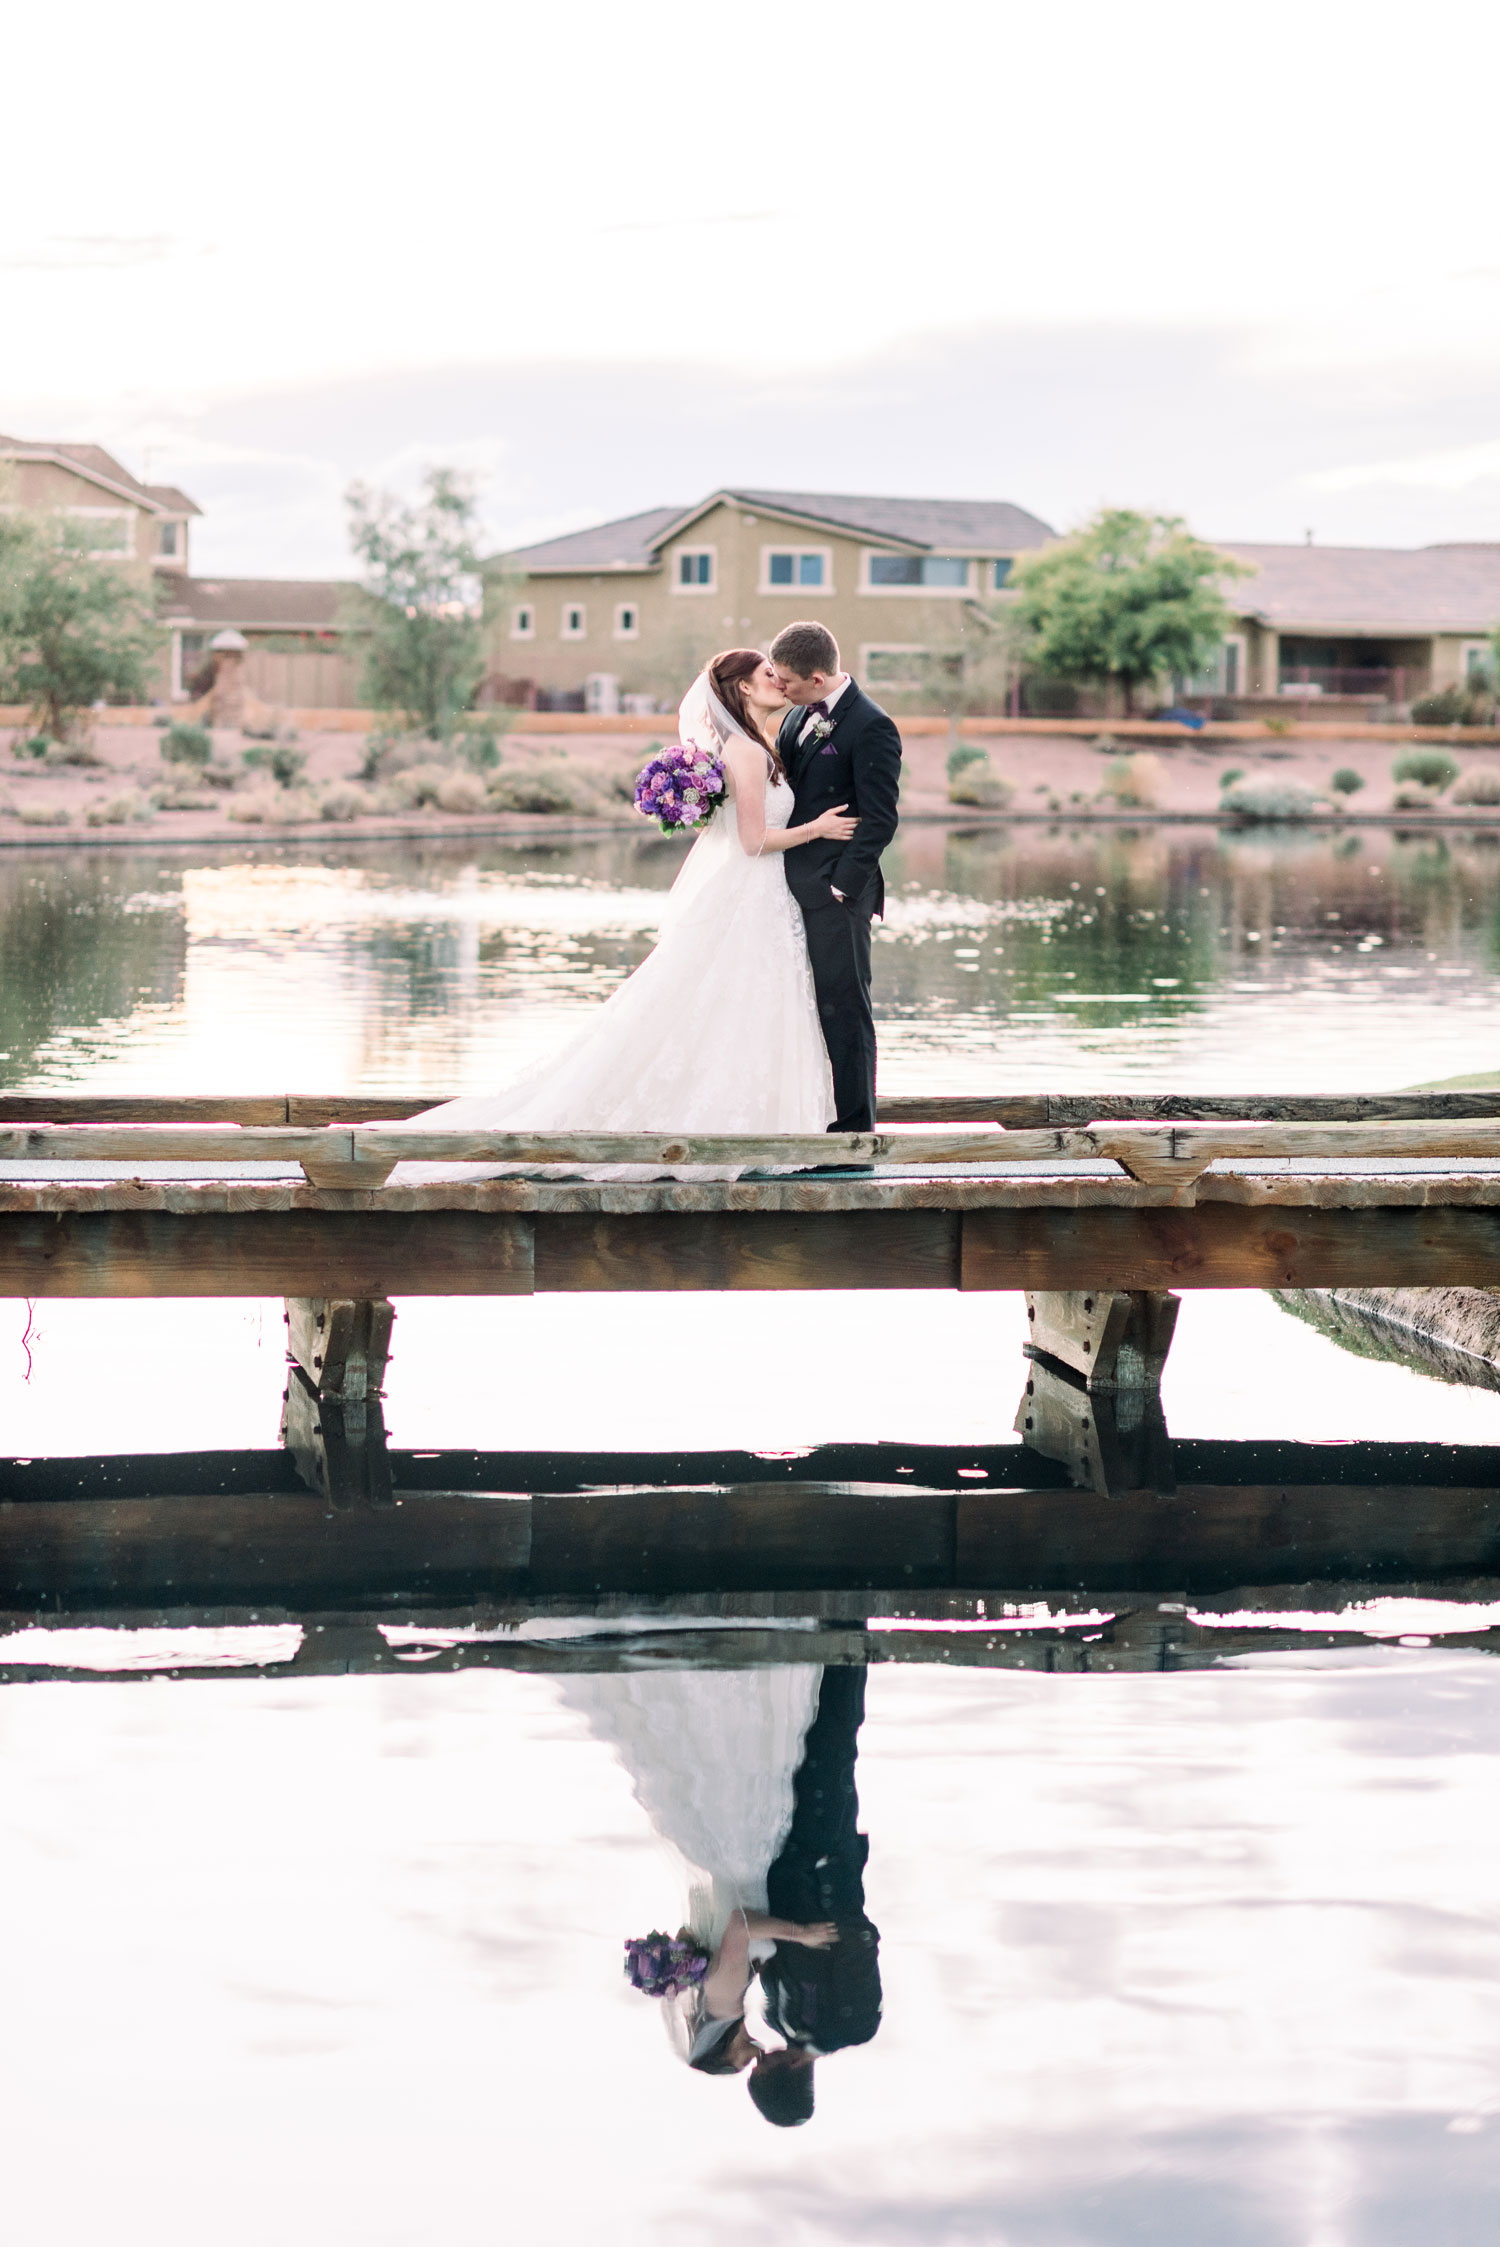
left=817, top=742, right=839, bottom=755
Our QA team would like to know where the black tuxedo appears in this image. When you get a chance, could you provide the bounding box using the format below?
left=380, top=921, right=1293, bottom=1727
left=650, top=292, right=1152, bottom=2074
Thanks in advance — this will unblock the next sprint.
left=760, top=1666, right=882, bottom=2057
left=776, top=683, right=902, bottom=1133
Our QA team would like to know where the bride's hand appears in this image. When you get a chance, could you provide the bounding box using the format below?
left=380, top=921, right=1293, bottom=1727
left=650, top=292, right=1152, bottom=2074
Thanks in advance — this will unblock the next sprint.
left=791, top=1921, right=840, bottom=1948
left=809, top=804, right=859, bottom=841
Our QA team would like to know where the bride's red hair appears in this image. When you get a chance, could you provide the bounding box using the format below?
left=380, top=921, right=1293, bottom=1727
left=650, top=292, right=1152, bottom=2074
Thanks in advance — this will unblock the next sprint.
left=709, top=648, right=785, bottom=780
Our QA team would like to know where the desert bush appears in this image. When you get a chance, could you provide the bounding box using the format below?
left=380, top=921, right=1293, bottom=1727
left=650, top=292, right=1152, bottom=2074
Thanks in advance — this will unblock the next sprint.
left=1391, top=782, right=1441, bottom=811
left=946, top=740, right=989, bottom=782
left=12, top=733, right=52, bottom=760
left=16, top=800, right=71, bottom=826
left=1330, top=767, right=1365, bottom=796
left=486, top=765, right=599, bottom=815
left=1410, top=687, right=1468, bottom=726
left=434, top=770, right=487, bottom=814
left=1452, top=765, right=1500, bottom=806
left=85, top=789, right=154, bottom=827
left=1098, top=752, right=1163, bottom=807
left=1218, top=768, right=1245, bottom=791
left=241, top=717, right=297, bottom=743
left=227, top=786, right=318, bottom=826
left=318, top=783, right=373, bottom=823
left=161, top=720, right=212, bottom=768
left=1221, top=783, right=1322, bottom=821
left=240, top=742, right=308, bottom=788
left=201, top=762, right=239, bottom=790
left=44, top=734, right=106, bottom=767
left=950, top=771, right=1014, bottom=808
left=1393, top=747, right=1460, bottom=793
left=378, top=761, right=452, bottom=810
left=153, top=787, right=214, bottom=811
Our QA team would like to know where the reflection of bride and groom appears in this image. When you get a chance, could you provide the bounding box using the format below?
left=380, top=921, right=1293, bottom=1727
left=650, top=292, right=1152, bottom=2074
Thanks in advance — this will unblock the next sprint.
left=563, top=1663, right=882, bottom=2125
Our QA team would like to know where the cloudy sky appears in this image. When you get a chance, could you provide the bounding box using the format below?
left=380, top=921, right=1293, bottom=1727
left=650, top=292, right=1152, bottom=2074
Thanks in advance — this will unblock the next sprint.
left=5, top=0, right=1500, bottom=575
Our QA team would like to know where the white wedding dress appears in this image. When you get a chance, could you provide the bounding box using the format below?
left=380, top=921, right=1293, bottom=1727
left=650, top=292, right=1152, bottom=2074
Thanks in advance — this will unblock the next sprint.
left=558, top=1665, right=822, bottom=2060
left=387, top=677, right=834, bottom=1182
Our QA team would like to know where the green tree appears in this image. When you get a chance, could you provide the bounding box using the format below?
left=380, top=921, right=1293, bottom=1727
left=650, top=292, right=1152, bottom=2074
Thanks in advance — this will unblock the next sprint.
left=0, top=513, right=163, bottom=737
left=1010, top=509, right=1251, bottom=715
left=346, top=467, right=486, bottom=738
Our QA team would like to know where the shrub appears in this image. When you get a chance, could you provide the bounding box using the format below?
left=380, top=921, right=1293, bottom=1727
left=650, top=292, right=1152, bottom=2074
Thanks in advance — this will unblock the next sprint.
left=1410, top=687, right=1467, bottom=726
left=16, top=800, right=72, bottom=826
left=358, top=726, right=405, bottom=782
left=1262, top=714, right=1294, bottom=736
left=85, top=789, right=154, bottom=827
left=228, top=785, right=318, bottom=825
left=435, top=770, right=487, bottom=814
left=201, top=762, right=239, bottom=790
left=1452, top=765, right=1500, bottom=806
left=45, top=734, right=106, bottom=767
left=1392, top=747, right=1460, bottom=793
left=949, top=770, right=1014, bottom=809
left=1098, top=752, right=1163, bottom=807
left=161, top=720, right=212, bottom=768
left=153, top=787, right=214, bottom=811
left=318, top=783, right=373, bottom=823
left=1330, top=767, right=1365, bottom=796
left=1218, top=767, right=1245, bottom=790
left=1391, top=781, right=1441, bottom=811
left=380, top=760, right=452, bottom=810
left=1221, top=783, right=1322, bottom=821
left=12, top=733, right=52, bottom=760
left=486, top=765, right=599, bottom=815
left=946, top=740, right=989, bottom=782
left=241, top=742, right=308, bottom=788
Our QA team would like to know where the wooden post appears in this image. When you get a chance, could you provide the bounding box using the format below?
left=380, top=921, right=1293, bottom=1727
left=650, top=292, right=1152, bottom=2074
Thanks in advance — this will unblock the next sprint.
left=281, top=1297, right=395, bottom=1508
left=1014, top=1355, right=1174, bottom=1500
left=1022, top=1289, right=1179, bottom=1391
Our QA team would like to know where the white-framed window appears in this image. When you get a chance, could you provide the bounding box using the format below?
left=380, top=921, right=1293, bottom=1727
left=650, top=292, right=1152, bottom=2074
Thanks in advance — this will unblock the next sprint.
left=991, top=558, right=1013, bottom=590
left=66, top=506, right=135, bottom=556
left=1462, top=639, right=1493, bottom=681
left=759, top=544, right=832, bottom=594
left=510, top=604, right=535, bottom=639
left=862, top=551, right=973, bottom=594
left=861, top=643, right=933, bottom=688
left=561, top=603, right=587, bottom=639
left=672, top=547, right=716, bottom=593
left=613, top=602, right=639, bottom=639
left=157, top=519, right=181, bottom=557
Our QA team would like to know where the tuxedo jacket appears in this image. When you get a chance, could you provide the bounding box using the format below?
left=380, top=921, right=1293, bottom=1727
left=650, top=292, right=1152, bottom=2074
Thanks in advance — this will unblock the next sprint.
left=776, top=681, right=902, bottom=919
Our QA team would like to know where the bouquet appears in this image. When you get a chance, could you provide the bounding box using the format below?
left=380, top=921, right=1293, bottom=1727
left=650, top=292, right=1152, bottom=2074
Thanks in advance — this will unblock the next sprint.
left=623, top=1929, right=710, bottom=1999
left=633, top=742, right=726, bottom=832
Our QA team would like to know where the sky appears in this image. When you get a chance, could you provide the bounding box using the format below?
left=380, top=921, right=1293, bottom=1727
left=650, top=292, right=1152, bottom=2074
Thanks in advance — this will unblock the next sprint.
left=4, top=0, right=1500, bottom=575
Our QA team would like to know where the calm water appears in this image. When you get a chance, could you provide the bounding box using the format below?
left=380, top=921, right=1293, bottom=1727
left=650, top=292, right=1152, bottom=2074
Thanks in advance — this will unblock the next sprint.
left=4, top=823, right=1500, bottom=2242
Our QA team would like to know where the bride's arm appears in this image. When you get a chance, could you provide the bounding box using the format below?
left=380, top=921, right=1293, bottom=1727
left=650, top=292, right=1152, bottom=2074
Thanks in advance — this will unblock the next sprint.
left=721, top=737, right=858, bottom=858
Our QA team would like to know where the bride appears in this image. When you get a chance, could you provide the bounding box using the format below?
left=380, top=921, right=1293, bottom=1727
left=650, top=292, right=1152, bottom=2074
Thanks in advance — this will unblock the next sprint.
left=558, top=1665, right=838, bottom=2073
left=387, top=650, right=857, bottom=1177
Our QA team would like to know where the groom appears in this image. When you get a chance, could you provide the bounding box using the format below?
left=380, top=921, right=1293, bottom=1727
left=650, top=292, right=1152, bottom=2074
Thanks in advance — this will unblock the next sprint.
left=772, top=623, right=902, bottom=1134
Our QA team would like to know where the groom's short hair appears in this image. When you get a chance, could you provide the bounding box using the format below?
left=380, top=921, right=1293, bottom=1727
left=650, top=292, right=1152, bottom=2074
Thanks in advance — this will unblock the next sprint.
left=770, top=621, right=840, bottom=678
left=748, top=2049, right=815, bottom=2127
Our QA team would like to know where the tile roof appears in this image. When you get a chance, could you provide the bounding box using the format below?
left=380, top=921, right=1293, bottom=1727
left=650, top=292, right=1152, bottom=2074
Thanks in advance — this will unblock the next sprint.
left=500, top=490, right=1056, bottom=571
left=158, top=577, right=356, bottom=629
left=1221, top=542, right=1500, bottom=632
left=0, top=435, right=200, bottom=514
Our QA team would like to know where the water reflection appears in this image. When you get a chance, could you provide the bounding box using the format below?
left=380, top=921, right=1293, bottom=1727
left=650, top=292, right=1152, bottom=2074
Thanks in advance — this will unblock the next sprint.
left=8, top=821, right=1500, bottom=1092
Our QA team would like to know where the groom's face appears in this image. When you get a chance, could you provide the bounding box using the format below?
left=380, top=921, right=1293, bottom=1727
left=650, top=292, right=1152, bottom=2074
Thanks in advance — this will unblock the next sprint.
left=774, top=664, right=830, bottom=707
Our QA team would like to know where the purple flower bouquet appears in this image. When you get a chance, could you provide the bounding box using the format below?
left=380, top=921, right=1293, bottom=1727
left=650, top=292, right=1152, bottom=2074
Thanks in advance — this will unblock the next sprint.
left=623, top=1929, right=710, bottom=1999
left=633, top=742, right=726, bottom=832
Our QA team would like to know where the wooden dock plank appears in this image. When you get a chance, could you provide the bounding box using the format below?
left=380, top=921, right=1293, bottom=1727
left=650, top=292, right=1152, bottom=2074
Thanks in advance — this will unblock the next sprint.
left=534, top=1209, right=962, bottom=1292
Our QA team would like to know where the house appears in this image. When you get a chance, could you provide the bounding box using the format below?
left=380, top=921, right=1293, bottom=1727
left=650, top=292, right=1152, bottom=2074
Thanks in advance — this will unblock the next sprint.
left=487, top=488, right=1057, bottom=709
left=1211, top=542, right=1500, bottom=706
left=0, top=434, right=198, bottom=580
left=157, top=575, right=362, bottom=707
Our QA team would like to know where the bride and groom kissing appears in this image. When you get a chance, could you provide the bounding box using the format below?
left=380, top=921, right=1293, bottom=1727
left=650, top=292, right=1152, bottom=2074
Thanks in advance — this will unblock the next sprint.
left=387, top=618, right=902, bottom=1176
left=566, top=1663, right=882, bottom=2126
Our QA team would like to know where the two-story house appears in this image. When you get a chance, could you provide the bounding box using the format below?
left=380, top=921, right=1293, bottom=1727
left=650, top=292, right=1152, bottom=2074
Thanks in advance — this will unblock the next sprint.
left=488, top=488, right=1057, bottom=709
left=0, top=433, right=199, bottom=582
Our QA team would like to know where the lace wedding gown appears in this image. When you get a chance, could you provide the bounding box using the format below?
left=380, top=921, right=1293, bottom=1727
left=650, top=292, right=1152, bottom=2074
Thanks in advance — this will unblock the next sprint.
left=558, top=1665, right=823, bottom=2060
left=387, top=753, right=834, bottom=1182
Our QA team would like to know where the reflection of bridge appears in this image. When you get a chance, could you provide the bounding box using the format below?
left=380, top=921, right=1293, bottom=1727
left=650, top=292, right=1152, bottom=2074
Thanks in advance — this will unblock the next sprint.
left=6, top=1089, right=1500, bottom=1683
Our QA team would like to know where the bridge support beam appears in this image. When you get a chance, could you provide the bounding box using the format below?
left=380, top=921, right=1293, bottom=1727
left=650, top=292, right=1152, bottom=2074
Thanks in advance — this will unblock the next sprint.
left=281, top=1297, right=395, bottom=1509
left=1016, top=1290, right=1179, bottom=1499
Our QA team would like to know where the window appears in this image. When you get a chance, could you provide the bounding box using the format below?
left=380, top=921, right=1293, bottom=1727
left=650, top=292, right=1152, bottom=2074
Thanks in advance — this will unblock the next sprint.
left=761, top=546, right=830, bottom=592
left=158, top=520, right=180, bottom=557
left=613, top=603, right=639, bottom=638
left=863, top=644, right=933, bottom=688
left=865, top=553, right=971, bottom=591
left=510, top=605, right=535, bottom=639
left=66, top=506, right=134, bottom=555
left=562, top=604, right=586, bottom=638
left=1463, top=641, right=1492, bottom=681
left=673, top=548, right=716, bottom=592
left=991, top=558, right=1012, bottom=590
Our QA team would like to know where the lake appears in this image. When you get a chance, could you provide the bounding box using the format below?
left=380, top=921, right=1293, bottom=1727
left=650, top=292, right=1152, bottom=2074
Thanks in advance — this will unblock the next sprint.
left=3, top=819, right=1499, bottom=2243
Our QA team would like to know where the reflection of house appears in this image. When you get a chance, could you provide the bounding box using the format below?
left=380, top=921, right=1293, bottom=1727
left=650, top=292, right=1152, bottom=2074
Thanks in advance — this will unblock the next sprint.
left=0, top=433, right=198, bottom=578
left=488, top=489, right=1057, bottom=709
left=158, top=576, right=362, bottom=707
left=1211, top=543, right=1500, bottom=706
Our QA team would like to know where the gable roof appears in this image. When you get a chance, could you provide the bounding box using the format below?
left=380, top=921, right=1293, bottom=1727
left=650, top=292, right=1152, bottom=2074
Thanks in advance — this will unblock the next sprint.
left=1220, top=542, right=1500, bottom=633
left=499, top=489, right=1055, bottom=573
left=158, top=577, right=355, bottom=630
left=0, top=435, right=201, bottom=516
